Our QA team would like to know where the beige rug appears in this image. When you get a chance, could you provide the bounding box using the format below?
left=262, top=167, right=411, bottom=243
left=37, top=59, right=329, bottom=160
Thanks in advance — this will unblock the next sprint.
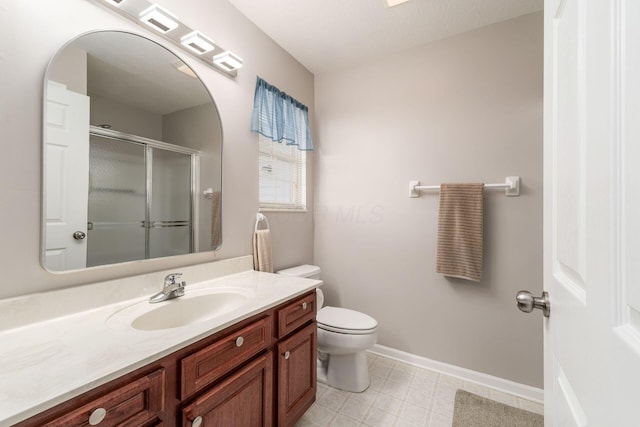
left=452, top=390, right=544, bottom=427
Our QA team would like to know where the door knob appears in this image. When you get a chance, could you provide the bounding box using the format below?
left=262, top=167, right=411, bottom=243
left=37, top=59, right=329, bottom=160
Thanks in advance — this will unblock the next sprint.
left=73, top=231, right=86, bottom=240
left=516, top=290, right=550, bottom=318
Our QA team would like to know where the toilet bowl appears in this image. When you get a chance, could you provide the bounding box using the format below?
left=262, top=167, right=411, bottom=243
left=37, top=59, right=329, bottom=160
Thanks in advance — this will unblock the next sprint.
left=277, top=265, right=378, bottom=393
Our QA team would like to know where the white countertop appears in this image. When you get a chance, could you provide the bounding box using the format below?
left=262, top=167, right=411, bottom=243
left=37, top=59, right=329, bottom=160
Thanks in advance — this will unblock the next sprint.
left=0, top=267, right=320, bottom=426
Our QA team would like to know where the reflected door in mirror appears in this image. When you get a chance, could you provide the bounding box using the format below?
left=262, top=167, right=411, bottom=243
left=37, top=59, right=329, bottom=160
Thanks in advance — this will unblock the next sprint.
left=45, top=82, right=90, bottom=271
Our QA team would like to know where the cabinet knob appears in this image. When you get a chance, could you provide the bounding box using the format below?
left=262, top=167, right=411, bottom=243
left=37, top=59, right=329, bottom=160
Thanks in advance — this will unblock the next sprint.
left=192, top=416, right=203, bottom=427
left=302, top=302, right=308, bottom=310
left=284, top=351, right=290, bottom=360
left=235, top=336, right=244, bottom=347
left=88, top=408, right=107, bottom=425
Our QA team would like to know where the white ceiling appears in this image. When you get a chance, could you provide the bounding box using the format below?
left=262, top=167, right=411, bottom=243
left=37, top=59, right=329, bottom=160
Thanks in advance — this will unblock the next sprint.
left=75, top=32, right=212, bottom=115
left=228, top=0, right=543, bottom=74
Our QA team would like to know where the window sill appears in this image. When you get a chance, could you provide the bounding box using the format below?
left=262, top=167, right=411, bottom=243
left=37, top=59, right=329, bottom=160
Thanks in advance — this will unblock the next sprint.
left=259, top=208, right=308, bottom=213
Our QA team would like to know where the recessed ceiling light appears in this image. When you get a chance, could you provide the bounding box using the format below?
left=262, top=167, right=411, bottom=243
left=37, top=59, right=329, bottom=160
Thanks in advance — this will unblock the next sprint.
left=212, top=51, right=243, bottom=72
left=386, top=0, right=412, bottom=7
left=181, top=31, right=215, bottom=55
left=139, top=4, right=179, bottom=34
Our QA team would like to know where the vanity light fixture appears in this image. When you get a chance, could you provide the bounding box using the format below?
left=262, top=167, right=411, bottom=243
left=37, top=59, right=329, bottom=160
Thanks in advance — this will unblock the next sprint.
left=180, top=31, right=215, bottom=55
left=212, top=51, right=243, bottom=72
left=139, top=4, right=179, bottom=34
left=93, top=0, right=243, bottom=78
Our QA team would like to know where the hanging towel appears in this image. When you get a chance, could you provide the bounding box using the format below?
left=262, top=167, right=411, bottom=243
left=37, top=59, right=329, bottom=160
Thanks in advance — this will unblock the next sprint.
left=253, top=229, right=274, bottom=273
left=210, top=191, right=221, bottom=248
left=436, top=183, right=484, bottom=282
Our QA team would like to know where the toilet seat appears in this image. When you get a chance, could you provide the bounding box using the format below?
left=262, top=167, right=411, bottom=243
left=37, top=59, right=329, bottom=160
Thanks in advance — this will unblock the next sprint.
left=317, top=306, right=377, bottom=335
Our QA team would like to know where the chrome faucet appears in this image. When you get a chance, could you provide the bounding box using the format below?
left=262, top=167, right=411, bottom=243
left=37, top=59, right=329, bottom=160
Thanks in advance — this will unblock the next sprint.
left=149, top=273, right=186, bottom=303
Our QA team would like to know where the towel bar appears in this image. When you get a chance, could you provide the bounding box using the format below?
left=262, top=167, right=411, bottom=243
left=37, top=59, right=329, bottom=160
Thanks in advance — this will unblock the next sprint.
left=409, top=176, right=520, bottom=198
left=203, top=188, right=214, bottom=199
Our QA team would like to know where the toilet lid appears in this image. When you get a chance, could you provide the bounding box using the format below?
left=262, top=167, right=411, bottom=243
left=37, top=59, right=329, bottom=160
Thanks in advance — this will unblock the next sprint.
left=317, top=306, right=377, bottom=334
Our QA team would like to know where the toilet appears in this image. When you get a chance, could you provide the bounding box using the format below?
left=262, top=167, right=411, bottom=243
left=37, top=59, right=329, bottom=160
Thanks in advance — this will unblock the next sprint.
left=277, top=265, right=378, bottom=393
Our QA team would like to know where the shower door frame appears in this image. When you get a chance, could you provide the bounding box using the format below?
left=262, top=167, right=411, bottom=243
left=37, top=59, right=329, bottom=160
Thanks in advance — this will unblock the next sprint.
left=89, top=125, right=199, bottom=261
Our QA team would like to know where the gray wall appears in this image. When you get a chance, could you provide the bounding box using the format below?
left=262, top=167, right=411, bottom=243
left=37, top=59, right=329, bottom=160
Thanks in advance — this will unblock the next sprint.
left=313, top=12, right=543, bottom=387
left=48, top=46, right=87, bottom=95
left=90, top=95, right=163, bottom=140
left=0, top=0, right=314, bottom=299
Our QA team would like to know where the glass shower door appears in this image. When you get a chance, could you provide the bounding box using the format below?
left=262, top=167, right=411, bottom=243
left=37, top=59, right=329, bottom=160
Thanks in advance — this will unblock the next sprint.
left=149, top=148, right=192, bottom=259
left=87, top=135, right=146, bottom=267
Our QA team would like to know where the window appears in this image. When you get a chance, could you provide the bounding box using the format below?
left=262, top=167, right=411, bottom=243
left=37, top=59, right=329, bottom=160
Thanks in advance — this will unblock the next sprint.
left=259, top=135, right=306, bottom=211
left=250, top=77, right=312, bottom=211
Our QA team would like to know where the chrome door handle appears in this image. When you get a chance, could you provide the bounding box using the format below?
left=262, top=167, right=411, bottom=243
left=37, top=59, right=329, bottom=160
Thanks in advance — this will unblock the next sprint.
left=516, top=291, right=550, bottom=318
left=73, top=231, right=86, bottom=240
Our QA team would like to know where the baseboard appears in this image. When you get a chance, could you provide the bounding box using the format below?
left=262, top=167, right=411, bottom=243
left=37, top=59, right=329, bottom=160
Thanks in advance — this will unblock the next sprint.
left=368, top=344, right=543, bottom=403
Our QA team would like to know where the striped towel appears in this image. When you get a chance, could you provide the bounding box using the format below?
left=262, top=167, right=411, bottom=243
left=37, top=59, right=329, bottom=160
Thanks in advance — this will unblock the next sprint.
left=253, top=229, right=274, bottom=273
left=210, top=191, right=221, bottom=248
left=436, top=183, right=484, bottom=282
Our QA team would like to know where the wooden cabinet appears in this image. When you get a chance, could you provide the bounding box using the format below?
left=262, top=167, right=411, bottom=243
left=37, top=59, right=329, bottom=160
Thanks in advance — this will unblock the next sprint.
left=277, top=322, right=317, bottom=427
left=181, top=315, right=272, bottom=399
left=17, top=290, right=317, bottom=427
left=276, top=292, right=316, bottom=339
left=36, top=369, right=165, bottom=427
left=181, top=353, right=272, bottom=427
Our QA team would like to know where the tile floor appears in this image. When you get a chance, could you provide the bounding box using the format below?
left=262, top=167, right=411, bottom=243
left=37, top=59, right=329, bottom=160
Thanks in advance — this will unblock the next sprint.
left=296, top=352, right=543, bottom=427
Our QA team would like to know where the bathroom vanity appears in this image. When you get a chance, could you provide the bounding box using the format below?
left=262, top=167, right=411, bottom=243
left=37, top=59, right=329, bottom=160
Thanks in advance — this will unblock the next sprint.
left=0, top=257, right=320, bottom=426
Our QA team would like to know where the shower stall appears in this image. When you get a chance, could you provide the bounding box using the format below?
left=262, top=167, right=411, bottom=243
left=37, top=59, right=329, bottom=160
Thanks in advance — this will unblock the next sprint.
left=86, top=127, right=197, bottom=267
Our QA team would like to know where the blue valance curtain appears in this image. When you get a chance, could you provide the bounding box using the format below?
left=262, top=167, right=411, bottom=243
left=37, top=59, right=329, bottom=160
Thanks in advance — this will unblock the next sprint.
left=250, top=77, right=314, bottom=151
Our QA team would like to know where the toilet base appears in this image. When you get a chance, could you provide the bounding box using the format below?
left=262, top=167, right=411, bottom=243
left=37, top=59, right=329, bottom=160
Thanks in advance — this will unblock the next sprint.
left=317, top=351, right=370, bottom=393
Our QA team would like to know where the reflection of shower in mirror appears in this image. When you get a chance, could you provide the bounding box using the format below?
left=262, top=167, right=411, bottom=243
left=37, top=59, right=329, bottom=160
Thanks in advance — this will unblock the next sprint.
left=42, top=31, right=223, bottom=272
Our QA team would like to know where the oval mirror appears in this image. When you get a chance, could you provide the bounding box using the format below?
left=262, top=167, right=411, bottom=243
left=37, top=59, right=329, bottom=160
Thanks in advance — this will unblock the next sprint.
left=43, top=31, right=222, bottom=272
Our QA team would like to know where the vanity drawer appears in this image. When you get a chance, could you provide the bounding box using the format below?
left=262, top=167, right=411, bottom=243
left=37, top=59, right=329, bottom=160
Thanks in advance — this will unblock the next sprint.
left=181, top=315, right=272, bottom=399
left=44, top=368, right=164, bottom=427
left=277, top=292, right=316, bottom=339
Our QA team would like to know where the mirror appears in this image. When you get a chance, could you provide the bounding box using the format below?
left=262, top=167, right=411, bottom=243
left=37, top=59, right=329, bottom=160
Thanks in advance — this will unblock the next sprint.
left=43, top=31, right=222, bottom=272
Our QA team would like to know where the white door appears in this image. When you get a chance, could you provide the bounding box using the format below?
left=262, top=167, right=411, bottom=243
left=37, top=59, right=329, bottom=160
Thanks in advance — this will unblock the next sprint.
left=543, top=0, right=640, bottom=424
left=44, top=81, right=90, bottom=271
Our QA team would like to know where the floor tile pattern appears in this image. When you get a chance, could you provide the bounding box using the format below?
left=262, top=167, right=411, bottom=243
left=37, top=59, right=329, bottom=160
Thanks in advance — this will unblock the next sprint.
left=296, top=353, right=543, bottom=427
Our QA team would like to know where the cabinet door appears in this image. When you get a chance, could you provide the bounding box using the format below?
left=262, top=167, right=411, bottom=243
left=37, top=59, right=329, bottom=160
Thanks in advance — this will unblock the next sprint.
left=181, top=353, right=273, bottom=427
left=277, top=322, right=317, bottom=427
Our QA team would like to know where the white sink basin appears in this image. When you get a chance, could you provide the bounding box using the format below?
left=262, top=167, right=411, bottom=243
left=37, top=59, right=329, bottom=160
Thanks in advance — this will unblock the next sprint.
left=107, top=288, right=254, bottom=331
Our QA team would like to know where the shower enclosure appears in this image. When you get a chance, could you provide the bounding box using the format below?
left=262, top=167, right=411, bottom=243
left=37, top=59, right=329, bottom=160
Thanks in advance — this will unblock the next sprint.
left=86, top=128, right=197, bottom=267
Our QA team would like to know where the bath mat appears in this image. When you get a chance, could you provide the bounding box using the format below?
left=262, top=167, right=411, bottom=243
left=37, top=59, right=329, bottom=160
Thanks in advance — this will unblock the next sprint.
left=452, top=389, right=543, bottom=427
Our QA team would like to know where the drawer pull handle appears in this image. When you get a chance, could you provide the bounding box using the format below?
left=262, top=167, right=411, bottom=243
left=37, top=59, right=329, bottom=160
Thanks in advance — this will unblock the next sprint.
left=302, top=302, right=308, bottom=310
left=235, top=336, right=244, bottom=347
left=284, top=351, right=291, bottom=360
left=192, top=416, right=203, bottom=427
left=88, top=408, right=107, bottom=425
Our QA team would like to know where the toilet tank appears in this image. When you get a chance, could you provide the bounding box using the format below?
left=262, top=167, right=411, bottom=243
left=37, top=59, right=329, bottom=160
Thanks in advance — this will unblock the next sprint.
left=277, top=265, right=324, bottom=309
left=276, top=264, right=321, bottom=280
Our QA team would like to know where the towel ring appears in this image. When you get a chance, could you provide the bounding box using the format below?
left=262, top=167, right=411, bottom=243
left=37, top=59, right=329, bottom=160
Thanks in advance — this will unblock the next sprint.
left=255, top=213, right=270, bottom=231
